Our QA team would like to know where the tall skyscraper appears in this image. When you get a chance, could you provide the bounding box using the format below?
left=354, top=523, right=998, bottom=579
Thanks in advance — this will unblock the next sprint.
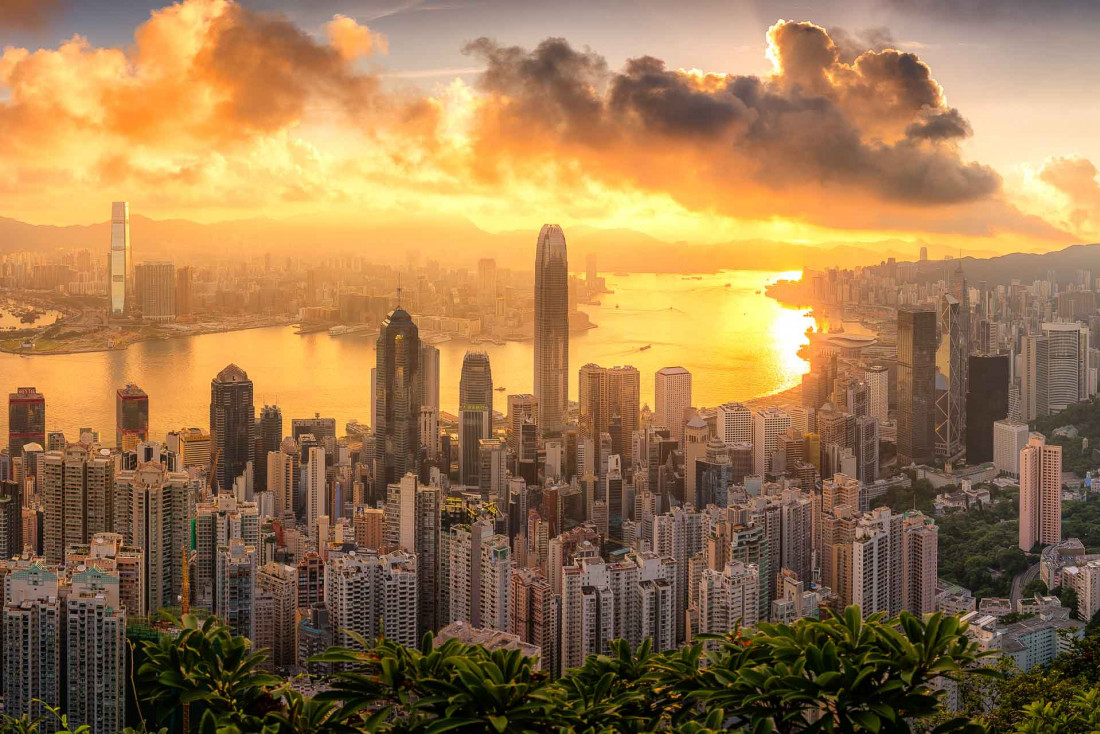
left=419, top=342, right=441, bottom=413
left=1021, top=333, right=1049, bottom=421
left=108, top=201, right=132, bottom=316
left=752, top=407, right=791, bottom=477
left=534, top=224, right=569, bottom=437
left=966, top=354, right=1010, bottom=464
left=8, top=386, right=45, bottom=459
left=863, top=365, right=889, bottom=423
left=374, top=307, right=421, bottom=488
left=993, top=420, right=1029, bottom=478
left=175, top=265, right=193, bottom=316
left=897, top=306, right=937, bottom=467
left=134, top=261, right=176, bottom=322
left=655, top=367, right=692, bottom=446
left=216, top=540, right=257, bottom=640
left=41, top=438, right=114, bottom=564
left=1019, top=434, right=1062, bottom=552
left=717, top=402, right=753, bottom=445
left=578, top=364, right=641, bottom=466
left=477, top=258, right=497, bottom=308
left=115, top=383, right=149, bottom=451
left=256, top=404, right=283, bottom=491
left=935, top=294, right=966, bottom=460
left=209, top=364, right=256, bottom=493
left=1042, top=322, right=1090, bottom=413
left=326, top=549, right=419, bottom=650
left=459, top=351, right=493, bottom=486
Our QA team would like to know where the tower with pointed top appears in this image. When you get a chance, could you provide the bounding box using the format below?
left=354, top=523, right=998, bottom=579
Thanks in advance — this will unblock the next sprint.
left=534, top=224, right=569, bottom=438
left=374, top=306, right=422, bottom=488
left=210, top=364, right=255, bottom=493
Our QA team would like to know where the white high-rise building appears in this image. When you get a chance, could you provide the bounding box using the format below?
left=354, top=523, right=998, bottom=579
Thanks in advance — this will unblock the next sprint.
left=108, top=201, right=132, bottom=316
left=752, top=407, right=791, bottom=477
left=326, top=549, right=419, bottom=650
left=717, top=402, right=753, bottom=445
left=448, top=519, right=512, bottom=632
left=697, top=561, right=760, bottom=635
left=864, top=365, right=889, bottom=423
left=305, top=445, right=326, bottom=541
left=993, top=420, right=1029, bottom=477
left=655, top=367, right=692, bottom=445
left=1042, top=322, right=1090, bottom=413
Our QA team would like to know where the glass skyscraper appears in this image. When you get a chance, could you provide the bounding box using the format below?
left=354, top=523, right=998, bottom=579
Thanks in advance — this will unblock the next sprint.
left=108, top=201, right=132, bottom=316
left=534, top=224, right=569, bottom=437
left=209, top=364, right=256, bottom=493
left=374, top=307, right=421, bottom=488
left=459, top=351, right=493, bottom=486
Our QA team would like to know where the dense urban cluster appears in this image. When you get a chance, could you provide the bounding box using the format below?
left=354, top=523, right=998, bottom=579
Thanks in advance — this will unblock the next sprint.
left=2, top=209, right=1099, bottom=733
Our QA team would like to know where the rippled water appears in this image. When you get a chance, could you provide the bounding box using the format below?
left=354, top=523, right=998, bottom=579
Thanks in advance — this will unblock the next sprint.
left=0, top=271, right=814, bottom=444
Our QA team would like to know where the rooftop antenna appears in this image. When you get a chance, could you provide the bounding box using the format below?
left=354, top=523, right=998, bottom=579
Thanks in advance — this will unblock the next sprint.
left=397, top=273, right=403, bottom=308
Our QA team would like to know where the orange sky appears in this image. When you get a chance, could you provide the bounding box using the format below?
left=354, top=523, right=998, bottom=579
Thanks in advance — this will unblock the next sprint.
left=0, top=0, right=1096, bottom=254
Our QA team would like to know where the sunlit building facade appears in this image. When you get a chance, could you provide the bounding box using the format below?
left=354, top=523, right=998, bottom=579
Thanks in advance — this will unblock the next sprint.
left=534, top=224, right=569, bottom=437
left=108, top=201, right=132, bottom=316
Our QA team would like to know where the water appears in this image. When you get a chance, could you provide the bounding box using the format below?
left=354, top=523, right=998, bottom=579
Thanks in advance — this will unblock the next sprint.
left=0, top=301, right=63, bottom=330
left=0, top=271, right=814, bottom=444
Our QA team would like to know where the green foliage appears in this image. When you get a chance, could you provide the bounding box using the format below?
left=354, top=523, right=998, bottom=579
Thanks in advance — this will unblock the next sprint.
left=935, top=501, right=1028, bottom=599
left=1012, top=687, right=1100, bottom=733
left=1031, top=395, right=1100, bottom=477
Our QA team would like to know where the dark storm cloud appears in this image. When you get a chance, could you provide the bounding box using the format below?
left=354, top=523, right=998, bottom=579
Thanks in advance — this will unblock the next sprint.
left=906, top=108, right=972, bottom=141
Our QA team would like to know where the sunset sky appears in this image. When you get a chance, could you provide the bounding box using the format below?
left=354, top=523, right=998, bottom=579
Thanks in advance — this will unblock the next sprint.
left=2, top=0, right=1100, bottom=254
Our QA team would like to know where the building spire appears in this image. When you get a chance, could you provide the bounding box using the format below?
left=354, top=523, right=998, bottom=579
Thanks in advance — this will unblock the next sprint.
left=397, top=273, right=403, bottom=308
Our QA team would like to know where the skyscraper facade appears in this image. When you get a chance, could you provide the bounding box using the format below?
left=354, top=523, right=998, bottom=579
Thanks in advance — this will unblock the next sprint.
left=210, top=364, right=256, bottom=493
left=108, top=201, right=132, bottom=317
left=459, top=351, right=493, bottom=486
left=374, top=307, right=421, bottom=488
left=935, top=294, right=966, bottom=460
left=134, top=261, right=176, bottom=322
left=897, top=306, right=937, bottom=467
left=1019, top=434, right=1062, bottom=552
left=1042, top=322, right=1090, bottom=413
left=965, top=354, right=1009, bottom=464
left=578, top=363, right=640, bottom=466
left=534, top=224, right=569, bottom=437
left=655, top=366, right=692, bottom=446
left=115, top=383, right=149, bottom=451
left=256, top=404, right=283, bottom=491
left=8, top=386, right=45, bottom=459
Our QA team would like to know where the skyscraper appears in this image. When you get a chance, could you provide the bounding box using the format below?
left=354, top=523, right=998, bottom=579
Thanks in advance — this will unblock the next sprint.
left=993, top=420, right=1029, bottom=478
left=116, top=383, right=149, bottom=451
left=578, top=363, right=640, bottom=466
left=459, top=351, right=493, bottom=486
left=897, top=306, right=937, bottom=467
left=965, top=354, right=1010, bottom=464
left=717, top=402, right=753, bottom=445
left=935, top=294, right=966, bottom=460
left=41, top=438, right=114, bottom=564
left=210, top=365, right=256, bottom=493
left=8, top=386, right=45, bottom=459
left=1019, top=434, right=1062, bottom=552
left=419, top=342, right=441, bottom=413
left=256, top=404, right=283, bottom=491
left=175, top=265, right=193, bottom=316
left=134, top=261, right=176, bottom=322
left=655, top=366, right=692, bottom=446
left=752, top=407, right=791, bottom=477
left=534, top=224, right=569, bottom=437
left=863, top=365, right=889, bottom=423
left=374, top=307, right=421, bottom=488
left=108, top=201, right=132, bottom=316
left=1042, top=322, right=1090, bottom=413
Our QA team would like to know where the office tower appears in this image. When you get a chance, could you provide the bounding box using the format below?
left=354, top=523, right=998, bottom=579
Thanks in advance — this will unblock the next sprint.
left=192, top=495, right=260, bottom=610
left=3, top=562, right=61, bottom=730
left=115, top=383, right=149, bottom=451
left=305, top=445, right=326, bottom=539
left=419, top=342, right=440, bottom=413
left=534, top=224, right=569, bottom=437
left=40, top=438, right=114, bottom=564
left=1042, top=322, right=1090, bottom=413
left=935, top=294, right=966, bottom=460
left=901, top=512, right=939, bottom=615
left=448, top=519, right=512, bottom=631
left=108, top=201, right=132, bottom=316
left=266, top=441, right=296, bottom=519
left=655, top=367, right=692, bottom=445
left=854, top=416, right=879, bottom=484
left=116, top=462, right=190, bottom=612
left=8, top=387, right=45, bottom=460
left=175, top=265, right=193, bottom=316
left=478, top=438, right=507, bottom=500
left=717, top=402, right=753, bottom=445
left=1021, top=333, right=1049, bottom=421
left=966, top=354, right=1010, bottom=464
left=993, top=420, right=1029, bottom=478
left=585, top=252, right=598, bottom=285
left=510, top=568, right=557, bottom=676
left=0, top=480, right=23, bottom=559
left=1019, top=435, right=1062, bottom=552
left=254, top=563, right=297, bottom=668
left=578, top=364, right=641, bottom=465
left=478, top=258, right=497, bottom=307
left=326, top=549, right=419, bottom=650
left=864, top=365, right=889, bottom=423
left=210, top=364, right=256, bottom=493
left=507, top=394, right=538, bottom=454
left=697, top=561, right=760, bottom=634
left=134, top=261, right=176, bottom=321
left=374, top=306, right=422, bottom=487
left=459, top=351, right=493, bottom=486
left=752, top=407, right=791, bottom=477
left=216, top=540, right=257, bottom=639
left=256, top=405, right=282, bottom=491
left=65, top=566, right=127, bottom=734
left=177, top=427, right=211, bottom=468
left=897, top=306, right=937, bottom=466
left=683, top=417, right=708, bottom=506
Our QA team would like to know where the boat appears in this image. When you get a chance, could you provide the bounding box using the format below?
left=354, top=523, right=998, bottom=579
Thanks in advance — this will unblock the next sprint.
left=495, top=386, right=506, bottom=392
left=639, top=344, right=652, bottom=351
left=328, top=325, right=352, bottom=336
left=725, top=283, right=731, bottom=288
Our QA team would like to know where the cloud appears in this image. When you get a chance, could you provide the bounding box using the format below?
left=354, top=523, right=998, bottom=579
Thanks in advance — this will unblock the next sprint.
left=0, top=0, right=67, bottom=30
left=324, top=13, right=388, bottom=60
left=1037, top=155, right=1100, bottom=233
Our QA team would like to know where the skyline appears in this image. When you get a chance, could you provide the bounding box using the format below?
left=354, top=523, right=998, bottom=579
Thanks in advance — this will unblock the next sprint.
left=1, top=1, right=1099, bottom=256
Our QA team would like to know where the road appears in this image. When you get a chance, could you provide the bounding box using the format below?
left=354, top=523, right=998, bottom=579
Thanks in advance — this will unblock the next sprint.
left=1011, top=562, right=1040, bottom=605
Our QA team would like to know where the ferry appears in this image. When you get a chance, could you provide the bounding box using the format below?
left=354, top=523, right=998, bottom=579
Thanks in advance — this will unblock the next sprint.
left=639, top=344, right=652, bottom=351
left=495, top=386, right=506, bottom=392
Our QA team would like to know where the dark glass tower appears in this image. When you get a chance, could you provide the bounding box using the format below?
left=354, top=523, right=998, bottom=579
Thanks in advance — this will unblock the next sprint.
left=534, top=224, right=569, bottom=437
left=116, top=382, right=149, bottom=450
left=897, top=306, right=937, bottom=467
left=374, top=307, right=421, bottom=488
left=459, top=351, right=493, bottom=486
left=257, top=404, right=283, bottom=490
left=209, top=364, right=256, bottom=493
left=8, top=387, right=45, bottom=459
left=966, top=354, right=1010, bottom=464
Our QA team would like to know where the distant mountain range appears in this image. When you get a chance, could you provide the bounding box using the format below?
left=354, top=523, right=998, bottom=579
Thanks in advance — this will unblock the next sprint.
left=907, top=244, right=1100, bottom=287
left=0, top=212, right=1084, bottom=275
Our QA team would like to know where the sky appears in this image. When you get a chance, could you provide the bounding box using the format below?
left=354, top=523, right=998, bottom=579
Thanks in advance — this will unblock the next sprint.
left=2, top=0, right=1100, bottom=254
